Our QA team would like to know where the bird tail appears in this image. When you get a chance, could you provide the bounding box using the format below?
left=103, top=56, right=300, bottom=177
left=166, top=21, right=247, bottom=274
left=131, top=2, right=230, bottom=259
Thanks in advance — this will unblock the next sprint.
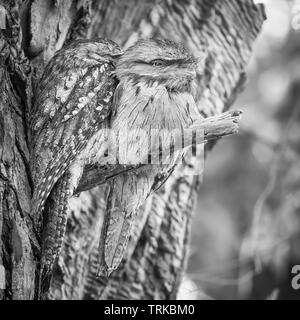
left=37, top=171, right=72, bottom=299
left=97, top=180, right=134, bottom=277
left=97, top=169, right=155, bottom=277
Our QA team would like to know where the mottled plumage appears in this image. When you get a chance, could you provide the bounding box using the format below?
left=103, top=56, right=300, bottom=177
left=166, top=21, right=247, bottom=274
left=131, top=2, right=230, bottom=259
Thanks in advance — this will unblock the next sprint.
left=30, top=38, right=123, bottom=293
left=30, top=37, right=239, bottom=292
left=97, top=39, right=202, bottom=275
left=31, top=39, right=122, bottom=219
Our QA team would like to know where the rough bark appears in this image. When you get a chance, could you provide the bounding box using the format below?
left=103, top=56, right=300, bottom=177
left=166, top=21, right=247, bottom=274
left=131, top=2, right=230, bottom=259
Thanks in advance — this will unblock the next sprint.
left=0, top=0, right=265, bottom=300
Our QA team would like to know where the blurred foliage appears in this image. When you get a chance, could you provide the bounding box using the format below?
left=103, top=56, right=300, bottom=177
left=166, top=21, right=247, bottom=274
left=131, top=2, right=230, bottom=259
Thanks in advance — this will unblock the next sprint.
left=182, top=0, right=300, bottom=300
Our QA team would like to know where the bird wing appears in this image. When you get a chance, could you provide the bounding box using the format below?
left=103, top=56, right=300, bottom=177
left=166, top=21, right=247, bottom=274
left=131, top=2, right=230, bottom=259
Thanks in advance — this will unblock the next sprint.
left=30, top=39, right=122, bottom=219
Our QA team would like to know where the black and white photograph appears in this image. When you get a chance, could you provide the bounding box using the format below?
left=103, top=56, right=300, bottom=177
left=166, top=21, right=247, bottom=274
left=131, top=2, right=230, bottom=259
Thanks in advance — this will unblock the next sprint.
left=0, top=0, right=300, bottom=302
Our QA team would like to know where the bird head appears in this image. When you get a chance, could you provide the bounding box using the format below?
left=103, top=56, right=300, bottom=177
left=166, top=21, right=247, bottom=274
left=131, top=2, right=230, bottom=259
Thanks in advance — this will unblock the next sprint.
left=115, top=39, right=200, bottom=91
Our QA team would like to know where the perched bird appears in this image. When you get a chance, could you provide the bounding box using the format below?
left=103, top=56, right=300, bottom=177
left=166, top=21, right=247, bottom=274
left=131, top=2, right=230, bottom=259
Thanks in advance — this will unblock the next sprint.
left=30, top=38, right=240, bottom=294
left=30, top=38, right=123, bottom=294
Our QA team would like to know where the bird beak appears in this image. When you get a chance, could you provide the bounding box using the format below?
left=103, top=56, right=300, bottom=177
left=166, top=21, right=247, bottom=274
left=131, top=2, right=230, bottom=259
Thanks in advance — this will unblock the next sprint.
left=183, top=56, right=198, bottom=66
left=195, top=54, right=207, bottom=71
left=110, top=53, right=123, bottom=68
left=181, top=56, right=198, bottom=78
left=111, top=53, right=123, bottom=60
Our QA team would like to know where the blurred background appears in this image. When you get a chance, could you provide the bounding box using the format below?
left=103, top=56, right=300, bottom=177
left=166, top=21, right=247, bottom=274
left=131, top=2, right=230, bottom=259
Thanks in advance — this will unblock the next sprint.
left=179, top=0, right=300, bottom=300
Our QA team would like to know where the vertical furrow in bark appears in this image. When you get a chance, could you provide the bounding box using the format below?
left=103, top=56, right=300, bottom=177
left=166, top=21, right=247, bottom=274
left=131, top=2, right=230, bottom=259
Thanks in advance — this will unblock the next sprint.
left=0, top=0, right=35, bottom=299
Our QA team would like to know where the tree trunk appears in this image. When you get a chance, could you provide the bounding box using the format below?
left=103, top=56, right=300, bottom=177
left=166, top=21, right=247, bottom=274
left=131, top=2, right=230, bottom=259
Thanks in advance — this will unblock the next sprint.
left=0, top=0, right=265, bottom=300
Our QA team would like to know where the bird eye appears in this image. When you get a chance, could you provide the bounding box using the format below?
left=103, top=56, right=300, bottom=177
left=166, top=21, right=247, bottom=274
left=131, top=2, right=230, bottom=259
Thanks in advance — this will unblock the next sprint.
left=151, top=59, right=165, bottom=67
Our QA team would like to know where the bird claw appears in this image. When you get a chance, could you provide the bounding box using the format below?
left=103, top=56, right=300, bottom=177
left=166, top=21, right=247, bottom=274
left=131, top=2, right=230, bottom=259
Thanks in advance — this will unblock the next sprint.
left=96, top=263, right=112, bottom=278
